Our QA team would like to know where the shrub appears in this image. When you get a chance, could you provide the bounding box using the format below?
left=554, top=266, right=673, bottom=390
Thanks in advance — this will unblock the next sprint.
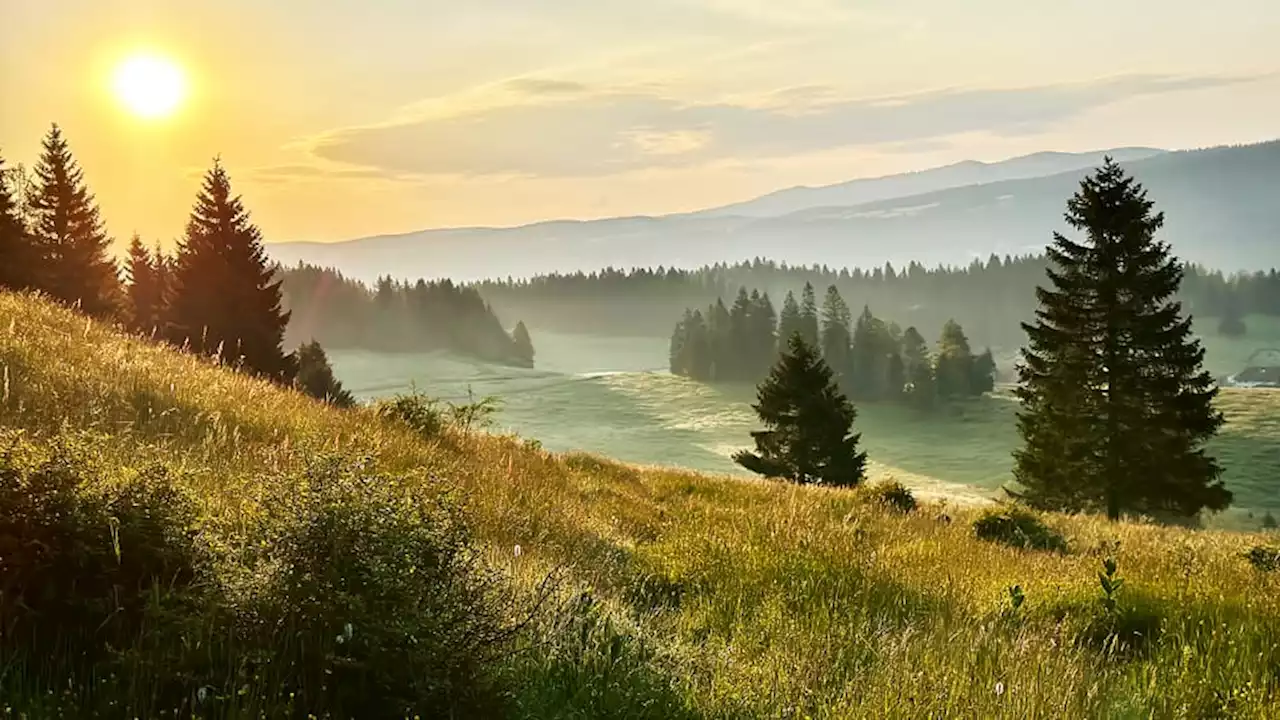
left=0, top=432, right=207, bottom=676
left=240, top=455, right=514, bottom=718
left=972, top=504, right=1068, bottom=553
left=867, top=479, right=917, bottom=513
left=1262, top=511, right=1277, bottom=531
left=294, top=339, right=356, bottom=408
left=1244, top=545, right=1280, bottom=572
left=374, top=389, right=447, bottom=438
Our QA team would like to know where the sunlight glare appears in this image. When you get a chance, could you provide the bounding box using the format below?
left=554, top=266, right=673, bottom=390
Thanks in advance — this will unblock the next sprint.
left=111, top=53, right=187, bottom=120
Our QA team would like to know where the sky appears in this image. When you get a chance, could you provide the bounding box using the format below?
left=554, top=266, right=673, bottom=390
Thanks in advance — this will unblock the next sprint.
left=1, top=0, right=1278, bottom=249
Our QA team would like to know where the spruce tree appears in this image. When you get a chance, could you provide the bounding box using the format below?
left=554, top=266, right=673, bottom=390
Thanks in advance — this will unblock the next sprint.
left=295, top=340, right=356, bottom=408
left=820, top=285, right=852, bottom=383
left=971, top=348, right=997, bottom=395
left=750, top=291, right=777, bottom=379
left=168, top=160, right=295, bottom=382
left=0, top=153, right=37, bottom=292
left=777, top=290, right=803, bottom=352
left=733, top=334, right=867, bottom=487
left=798, top=281, right=820, bottom=349
left=901, top=326, right=935, bottom=409
left=512, top=320, right=535, bottom=366
left=1012, top=159, right=1230, bottom=521
left=934, top=319, right=975, bottom=398
left=670, top=310, right=691, bottom=374
left=124, top=234, right=166, bottom=334
left=26, top=125, right=120, bottom=317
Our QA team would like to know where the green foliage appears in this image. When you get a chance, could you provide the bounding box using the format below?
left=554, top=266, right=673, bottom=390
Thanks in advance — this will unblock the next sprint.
left=294, top=339, right=356, bottom=408
left=1013, top=158, right=1230, bottom=521
left=868, top=479, right=917, bottom=513
left=374, top=388, right=447, bottom=439
left=0, top=431, right=208, bottom=691
left=1244, top=545, right=1280, bottom=572
left=1262, top=511, right=1277, bottom=530
left=447, top=387, right=502, bottom=432
left=733, top=334, right=867, bottom=486
left=972, top=504, right=1068, bottom=552
left=1006, top=584, right=1026, bottom=612
left=242, top=455, right=511, bottom=717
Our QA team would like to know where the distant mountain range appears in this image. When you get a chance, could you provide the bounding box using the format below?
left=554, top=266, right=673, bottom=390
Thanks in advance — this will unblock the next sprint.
left=267, top=141, right=1280, bottom=284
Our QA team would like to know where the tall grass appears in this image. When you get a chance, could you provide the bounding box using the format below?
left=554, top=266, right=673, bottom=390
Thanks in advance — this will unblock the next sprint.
left=3, top=290, right=1280, bottom=718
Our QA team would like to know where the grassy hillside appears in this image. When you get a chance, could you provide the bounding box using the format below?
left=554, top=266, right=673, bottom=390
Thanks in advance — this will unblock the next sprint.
left=3, top=291, right=1280, bottom=718
left=331, top=320, right=1280, bottom=529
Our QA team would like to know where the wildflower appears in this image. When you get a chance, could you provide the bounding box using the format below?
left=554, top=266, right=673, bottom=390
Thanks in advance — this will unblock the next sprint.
left=995, top=681, right=1005, bottom=697
left=514, top=544, right=523, bottom=558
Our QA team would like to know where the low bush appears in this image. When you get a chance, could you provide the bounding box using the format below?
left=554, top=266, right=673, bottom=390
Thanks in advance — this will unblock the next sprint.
left=972, top=504, right=1069, bottom=553
left=0, top=432, right=208, bottom=678
left=374, top=389, right=447, bottom=438
left=239, top=455, right=515, bottom=717
left=867, top=479, right=917, bottom=513
left=1244, top=545, right=1280, bottom=572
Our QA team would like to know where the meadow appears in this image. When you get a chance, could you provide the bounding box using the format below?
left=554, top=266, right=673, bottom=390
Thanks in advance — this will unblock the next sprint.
left=331, top=318, right=1280, bottom=529
left=3, top=291, right=1280, bottom=718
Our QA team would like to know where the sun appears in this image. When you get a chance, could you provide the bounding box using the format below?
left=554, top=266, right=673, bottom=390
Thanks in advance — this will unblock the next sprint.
left=111, top=53, right=187, bottom=120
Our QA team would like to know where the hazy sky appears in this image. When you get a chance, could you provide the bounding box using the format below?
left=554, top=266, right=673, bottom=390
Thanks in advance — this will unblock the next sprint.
left=2, top=0, right=1278, bottom=247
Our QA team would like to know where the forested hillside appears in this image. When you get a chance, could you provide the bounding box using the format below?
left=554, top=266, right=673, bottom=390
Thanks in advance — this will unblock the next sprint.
left=478, top=256, right=1280, bottom=351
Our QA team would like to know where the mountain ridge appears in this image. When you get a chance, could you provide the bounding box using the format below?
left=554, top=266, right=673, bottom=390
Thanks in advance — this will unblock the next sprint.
left=267, top=140, right=1280, bottom=283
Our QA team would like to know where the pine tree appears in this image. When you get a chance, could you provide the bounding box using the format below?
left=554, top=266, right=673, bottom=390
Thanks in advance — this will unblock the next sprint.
left=971, top=348, right=997, bottom=395
left=26, top=125, right=120, bottom=317
left=168, top=159, right=295, bottom=382
left=732, top=334, right=867, bottom=487
left=294, top=340, right=356, bottom=408
left=935, top=319, right=975, bottom=398
left=750, top=290, right=778, bottom=379
left=777, top=290, right=803, bottom=352
left=901, top=326, right=935, bottom=409
left=512, top=320, right=535, bottom=366
left=798, top=281, right=820, bottom=349
left=124, top=234, right=166, bottom=334
left=886, top=349, right=906, bottom=400
left=820, top=285, right=852, bottom=383
left=0, top=153, right=37, bottom=292
left=850, top=305, right=890, bottom=400
left=1012, top=159, right=1230, bottom=521
left=670, top=310, right=691, bottom=374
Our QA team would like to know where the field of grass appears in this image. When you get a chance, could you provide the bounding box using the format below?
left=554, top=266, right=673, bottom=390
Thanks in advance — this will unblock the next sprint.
left=4, top=291, right=1280, bottom=718
left=331, top=321, right=1280, bottom=529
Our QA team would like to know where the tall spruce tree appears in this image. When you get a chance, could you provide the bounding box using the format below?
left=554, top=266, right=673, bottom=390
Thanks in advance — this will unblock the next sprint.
left=798, top=281, right=820, bottom=349
left=26, top=125, right=120, bottom=317
left=901, top=326, right=935, bottom=409
left=733, top=334, right=867, bottom=487
left=750, top=290, right=778, bottom=378
left=820, top=285, right=852, bottom=383
left=971, top=348, right=997, bottom=395
left=168, top=160, right=295, bottom=382
left=777, top=290, right=803, bottom=351
left=1012, top=159, right=1230, bottom=520
left=0, top=153, right=37, bottom=292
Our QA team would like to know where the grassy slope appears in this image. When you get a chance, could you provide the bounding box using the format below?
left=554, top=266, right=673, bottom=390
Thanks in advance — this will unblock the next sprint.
left=3, top=291, right=1280, bottom=718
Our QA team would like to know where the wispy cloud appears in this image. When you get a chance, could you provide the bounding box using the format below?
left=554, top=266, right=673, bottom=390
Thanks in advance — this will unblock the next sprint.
left=307, top=73, right=1258, bottom=179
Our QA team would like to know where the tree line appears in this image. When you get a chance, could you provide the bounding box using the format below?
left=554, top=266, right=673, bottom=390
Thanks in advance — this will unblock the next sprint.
left=734, top=159, right=1230, bottom=524
left=0, top=125, right=351, bottom=404
left=669, top=283, right=994, bottom=407
left=477, top=251, right=1280, bottom=350
left=278, top=264, right=535, bottom=367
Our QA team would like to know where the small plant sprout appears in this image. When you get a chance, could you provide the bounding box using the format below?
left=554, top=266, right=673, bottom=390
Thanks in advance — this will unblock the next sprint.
left=1007, top=584, right=1026, bottom=612
left=1099, top=557, right=1124, bottom=613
